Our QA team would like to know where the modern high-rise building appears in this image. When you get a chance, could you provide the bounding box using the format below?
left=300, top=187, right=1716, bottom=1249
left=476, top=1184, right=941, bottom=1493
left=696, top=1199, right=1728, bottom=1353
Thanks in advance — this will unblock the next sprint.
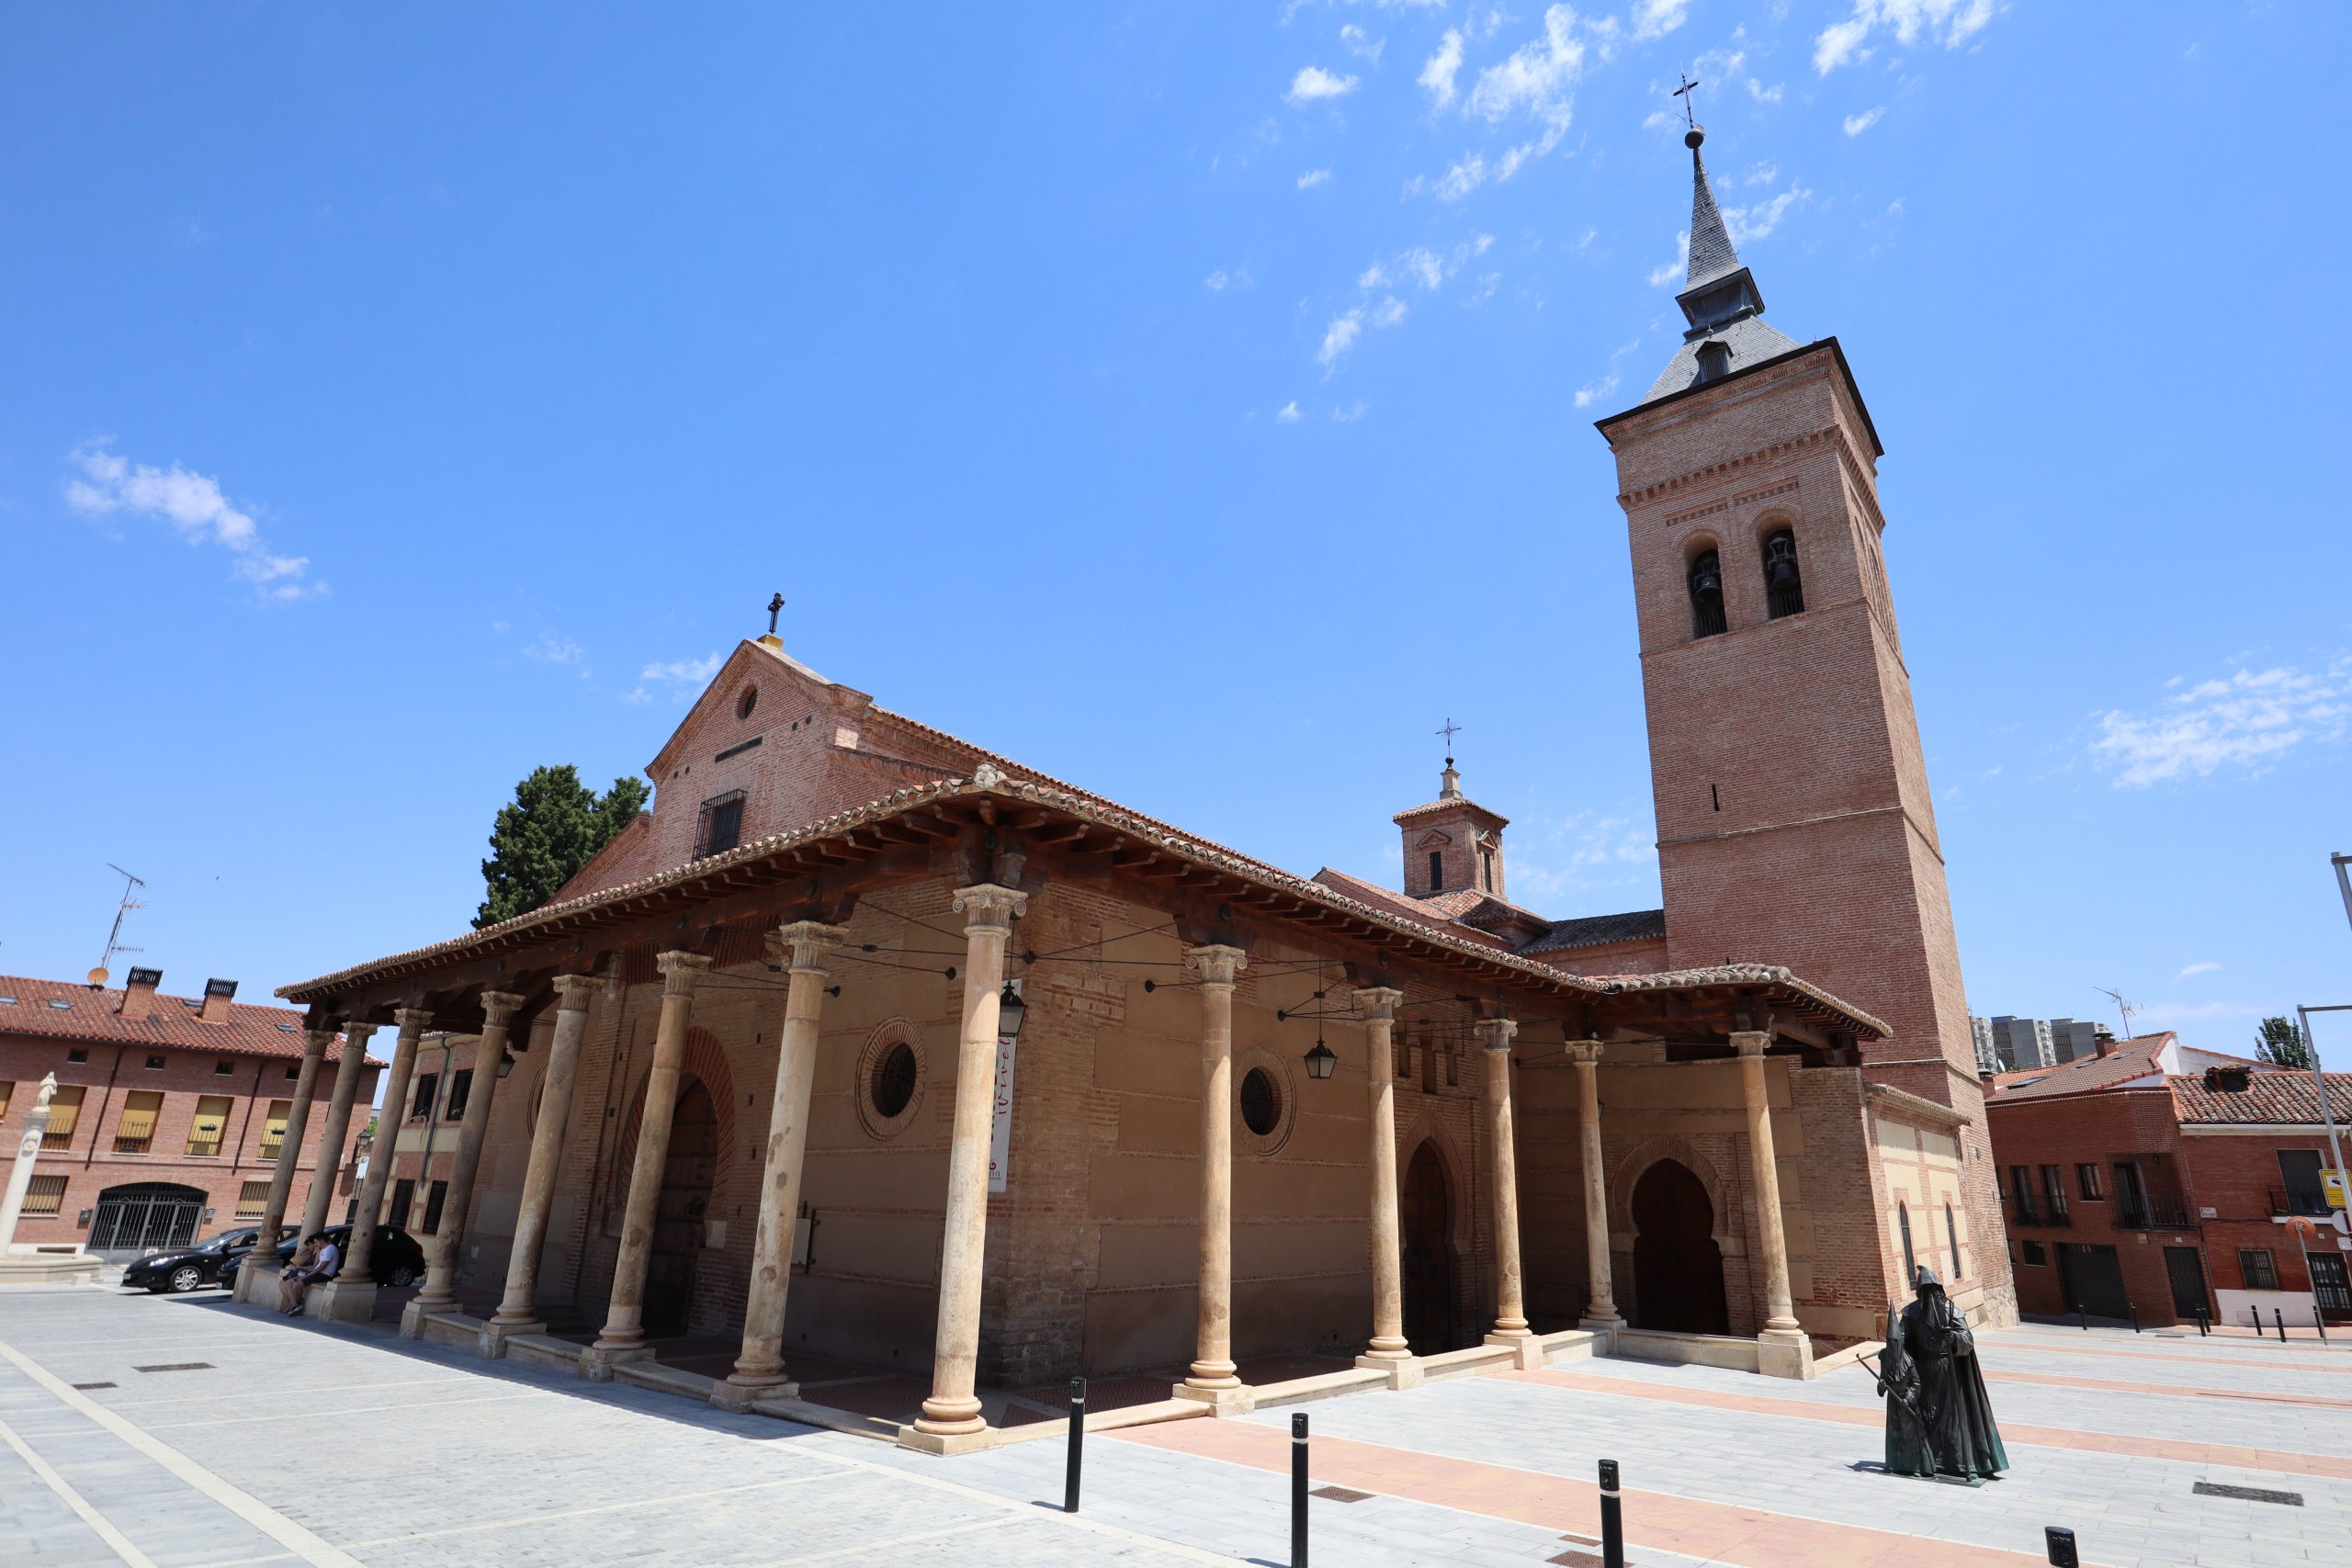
left=1971, top=1015, right=2104, bottom=1074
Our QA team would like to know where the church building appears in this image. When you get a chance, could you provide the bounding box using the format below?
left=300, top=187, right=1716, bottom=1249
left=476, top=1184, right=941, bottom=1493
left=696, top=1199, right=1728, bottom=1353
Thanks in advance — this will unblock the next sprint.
left=258, top=123, right=2012, bottom=1450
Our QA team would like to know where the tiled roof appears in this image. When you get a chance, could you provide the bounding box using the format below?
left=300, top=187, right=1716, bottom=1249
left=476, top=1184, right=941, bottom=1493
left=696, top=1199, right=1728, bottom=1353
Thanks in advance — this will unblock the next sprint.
left=1520, top=908, right=1668, bottom=954
left=1984, top=1033, right=2176, bottom=1101
left=2171, top=1070, right=2352, bottom=1127
left=281, top=770, right=1893, bottom=1040
left=1392, top=796, right=1509, bottom=826
left=0, top=974, right=379, bottom=1065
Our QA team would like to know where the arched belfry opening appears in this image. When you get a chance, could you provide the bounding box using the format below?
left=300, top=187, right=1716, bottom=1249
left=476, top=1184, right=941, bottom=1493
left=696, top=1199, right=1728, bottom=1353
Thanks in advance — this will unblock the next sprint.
left=1629, top=1159, right=1730, bottom=1337
left=1688, top=548, right=1727, bottom=638
left=1762, top=528, right=1804, bottom=619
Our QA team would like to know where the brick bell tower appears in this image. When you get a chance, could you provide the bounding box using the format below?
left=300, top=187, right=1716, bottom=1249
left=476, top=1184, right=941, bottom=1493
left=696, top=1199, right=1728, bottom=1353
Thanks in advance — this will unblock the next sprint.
left=1594, top=121, right=2012, bottom=1316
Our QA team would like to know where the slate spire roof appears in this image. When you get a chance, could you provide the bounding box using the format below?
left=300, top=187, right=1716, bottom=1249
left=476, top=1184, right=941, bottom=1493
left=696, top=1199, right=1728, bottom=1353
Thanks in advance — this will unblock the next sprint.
left=1630, top=125, right=1800, bottom=408
left=1684, top=138, right=1742, bottom=290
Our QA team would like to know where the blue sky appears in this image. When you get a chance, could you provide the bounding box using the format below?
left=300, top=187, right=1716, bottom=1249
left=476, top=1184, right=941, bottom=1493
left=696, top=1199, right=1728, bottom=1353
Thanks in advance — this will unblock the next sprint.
left=4, top=4, right=2348, bottom=1066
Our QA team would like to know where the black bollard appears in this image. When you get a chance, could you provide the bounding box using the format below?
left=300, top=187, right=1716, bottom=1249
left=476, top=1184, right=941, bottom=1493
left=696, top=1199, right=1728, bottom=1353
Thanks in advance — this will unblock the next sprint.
left=2046, top=1525, right=2079, bottom=1566
left=1064, top=1377, right=1085, bottom=1514
left=2276, top=1307, right=2289, bottom=1343
left=2316, top=1308, right=2328, bottom=1343
left=2077, top=1303, right=2087, bottom=1332
left=2198, top=1304, right=2210, bottom=1337
left=1291, top=1413, right=1309, bottom=1568
left=1599, top=1459, right=1625, bottom=1568
left=2128, top=1303, right=2141, bottom=1334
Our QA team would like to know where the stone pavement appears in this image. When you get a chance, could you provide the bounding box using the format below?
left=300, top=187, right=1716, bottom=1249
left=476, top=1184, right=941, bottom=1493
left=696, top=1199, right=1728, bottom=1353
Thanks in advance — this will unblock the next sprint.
left=5, top=1284, right=2348, bottom=1567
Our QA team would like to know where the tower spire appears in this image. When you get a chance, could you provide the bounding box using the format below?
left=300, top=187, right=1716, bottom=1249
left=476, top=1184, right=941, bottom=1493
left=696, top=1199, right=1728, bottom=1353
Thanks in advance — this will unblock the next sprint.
left=1683, top=125, right=1742, bottom=291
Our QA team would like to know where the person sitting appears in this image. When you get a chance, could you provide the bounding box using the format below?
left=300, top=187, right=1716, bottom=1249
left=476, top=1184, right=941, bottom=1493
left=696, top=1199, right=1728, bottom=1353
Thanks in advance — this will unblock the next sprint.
left=276, top=1235, right=321, bottom=1314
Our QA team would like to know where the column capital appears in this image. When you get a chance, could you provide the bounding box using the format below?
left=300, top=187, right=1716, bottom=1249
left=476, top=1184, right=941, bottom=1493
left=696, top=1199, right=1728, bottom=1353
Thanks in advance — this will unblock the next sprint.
left=951, top=883, right=1027, bottom=927
left=1565, top=1040, right=1606, bottom=1066
left=341, top=1021, right=380, bottom=1047
left=654, top=952, right=712, bottom=994
left=392, top=1006, right=435, bottom=1032
left=1183, top=944, right=1248, bottom=987
left=769, top=920, right=851, bottom=968
left=1476, top=1018, right=1519, bottom=1053
left=1351, top=987, right=1405, bottom=1019
left=550, top=974, right=601, bottom=1008
left=301, top=1027, right=337, bottom=1055
left=478, top=989, right=527, bottom=1026
left=1731, top=1030, right=1772, bottom=1057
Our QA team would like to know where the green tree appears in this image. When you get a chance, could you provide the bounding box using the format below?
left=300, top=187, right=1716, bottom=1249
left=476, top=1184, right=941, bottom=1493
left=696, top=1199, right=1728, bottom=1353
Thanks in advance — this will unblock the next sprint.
left=2254, top=1015, right=2315, bottom=1071
left=475, top=765, right=652, bottom=929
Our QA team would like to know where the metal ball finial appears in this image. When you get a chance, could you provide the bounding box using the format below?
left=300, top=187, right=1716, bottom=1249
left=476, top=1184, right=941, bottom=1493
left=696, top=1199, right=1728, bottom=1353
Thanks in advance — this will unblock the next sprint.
left=1685, top=124, right=1705, bottom=150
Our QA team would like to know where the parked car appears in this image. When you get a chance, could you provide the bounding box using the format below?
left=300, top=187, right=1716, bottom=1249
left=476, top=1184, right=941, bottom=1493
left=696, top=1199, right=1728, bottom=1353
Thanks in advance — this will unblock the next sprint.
left=121, top=1225, right=295, bottom=1294
left=218, top=1224, right=426, bottom=1291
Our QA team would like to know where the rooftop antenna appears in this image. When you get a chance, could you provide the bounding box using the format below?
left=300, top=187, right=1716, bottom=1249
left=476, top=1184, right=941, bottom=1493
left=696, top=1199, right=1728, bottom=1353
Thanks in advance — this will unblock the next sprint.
left=2094, top=986, right=2138, bottom=1041
left=91, top=863, right=145, bottom=987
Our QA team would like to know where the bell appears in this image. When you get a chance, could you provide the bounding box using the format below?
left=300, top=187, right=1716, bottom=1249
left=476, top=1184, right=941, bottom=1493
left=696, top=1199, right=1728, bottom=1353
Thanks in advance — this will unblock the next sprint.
left=1691, top=565, right=1722, bottom=599
left=1767, top=556, right=1799, bottom=586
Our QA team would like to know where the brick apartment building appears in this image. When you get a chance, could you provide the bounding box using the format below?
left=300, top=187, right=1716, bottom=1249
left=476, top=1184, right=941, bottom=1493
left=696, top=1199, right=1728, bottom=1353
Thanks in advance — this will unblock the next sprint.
left=1984, top=1033, right=2352, bottom=1328
left=0, top=968, right=380, bottom=1257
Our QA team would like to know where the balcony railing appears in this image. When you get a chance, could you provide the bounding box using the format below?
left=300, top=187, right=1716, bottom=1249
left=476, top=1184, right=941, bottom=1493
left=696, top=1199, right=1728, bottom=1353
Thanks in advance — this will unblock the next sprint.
left=40, top=1128, right=74, bottom=1150
left=2118, top=1196, right=2191, bottom=1231
left=257, top=1139, right=285, bottom=1163
left=2010, top=1198, right=2070, bottom=1229
left=2269, top=1187, right=2335, bottom=1219
left=112, top=1134, right=153, bottom=1154
left=184, top=1138, right=222, bottom=1157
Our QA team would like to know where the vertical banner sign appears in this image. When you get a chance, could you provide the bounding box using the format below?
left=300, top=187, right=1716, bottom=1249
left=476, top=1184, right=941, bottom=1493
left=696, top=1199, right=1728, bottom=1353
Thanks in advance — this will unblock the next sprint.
left=988, top=1025, right=1019, bottom=1194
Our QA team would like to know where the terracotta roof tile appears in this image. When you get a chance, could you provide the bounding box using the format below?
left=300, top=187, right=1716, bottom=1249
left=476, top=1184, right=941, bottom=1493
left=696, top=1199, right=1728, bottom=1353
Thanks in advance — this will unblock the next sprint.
left=0, top=974, right=379, bottom=1065
left=2171, top=1069, right=2352, bottom=1126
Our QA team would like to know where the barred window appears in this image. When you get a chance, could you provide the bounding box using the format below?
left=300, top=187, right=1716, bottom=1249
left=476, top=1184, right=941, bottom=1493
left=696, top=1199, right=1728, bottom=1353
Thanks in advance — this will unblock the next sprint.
left=187, top=1096, right=232, bottom=1156
left=40, top=1085, right=85, bottom=1149
left=234, top=1180, right=270, bottom=1221
left=22, top=1175, right=67, bottom=1216
left=695, top=790, right=747, bottom=859
left=258, top=1099, right=291, bottom=1162
left=2239, top=1247, right=2278, bottom=1292
left=113, top=1090, right=164, bottom=1154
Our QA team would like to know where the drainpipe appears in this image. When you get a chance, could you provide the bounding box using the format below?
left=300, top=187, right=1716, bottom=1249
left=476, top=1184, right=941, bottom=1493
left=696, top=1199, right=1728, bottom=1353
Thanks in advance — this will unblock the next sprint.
left=232, top=1060, right=269, bottom=1175
left=84, top=1046, right=129, bottom=1169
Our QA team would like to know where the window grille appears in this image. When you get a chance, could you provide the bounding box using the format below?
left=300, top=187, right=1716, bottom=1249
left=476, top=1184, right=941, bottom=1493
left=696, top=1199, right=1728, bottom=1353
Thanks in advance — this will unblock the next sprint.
left=113, top=1091, right=164, bottom=1154
left=2238, top=1247, right=2278, bottom=1292
left=22, top=1175, right=66, bottom=1216
left=695, top=790, right=747, bottom=858
left=187, top=1096, right=232, bottom=1156
left=234, top=1180, right=270, bottom=1221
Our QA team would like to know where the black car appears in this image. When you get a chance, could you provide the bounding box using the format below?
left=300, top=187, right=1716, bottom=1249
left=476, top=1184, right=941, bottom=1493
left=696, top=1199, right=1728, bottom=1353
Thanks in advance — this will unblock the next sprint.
left=219, top=1224, right=426, bottom=1290
left=121, top=1225, right=295, bottom=1294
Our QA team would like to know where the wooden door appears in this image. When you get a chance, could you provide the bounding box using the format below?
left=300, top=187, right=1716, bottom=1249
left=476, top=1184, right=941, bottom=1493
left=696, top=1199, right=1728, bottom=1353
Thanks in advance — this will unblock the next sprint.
left=1400, top=1141, right=1455, bottom=1353
left=1629, top=1159, right=1730, bottom=1336
left=644, top=1079, right=717, bottom=1338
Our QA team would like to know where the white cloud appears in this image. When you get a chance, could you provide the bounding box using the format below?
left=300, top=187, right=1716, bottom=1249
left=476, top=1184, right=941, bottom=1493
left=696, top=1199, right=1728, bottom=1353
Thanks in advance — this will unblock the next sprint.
left=638, top=652, right=724, bottom=703
left=1843, top=105, right=1887, bottom=136
left=63, top=442, right=324, bottom=601
left=1743, top=161, right=1781, bottom=186
left=1317, top=310, right=1365, bottom=367
left=1464, top=270, right=1502, bottom=304
left=619, top=687, right=653, bottom=706
left=1631, top=0, right=1688, bottom=41
left=1747, top=77, right=1785, bottom=105
left=1400, top=247, right=1445, bottom=289
left=1204, top=267, right=1254, bottom=291
left=1508, top=807, right=1660, bottom=902
left=1419, top=28, right=1464, bottom=109
left=1434, top=152, right=1487, bottom=201
left=1286, top=65, right=1361, bottom=106
left=1340, top=23, right=1385, bottom=62
left=2091, top=659, right=2352, bottom=786
left=1370, top=296, right=1408, bottom=328
left=526, top=635, right=589, bottom=676
left=1274, top=400, right=1303, bottom=423
left=1647, top=231, right=1689, bottom=287
left=1296, top=167, right=1333, bottom=189
left=2174, top=962, right=2222, bottom=983
left=1815, top=0, right=1999, bottom=75
left=1571, top=375, right=1619, bottom=409
left=1331, top=400, right=1368, bottom=423
left=1467, top=5, right=1589, bottom=130
left=1724, top=185, right=1811, bottom=244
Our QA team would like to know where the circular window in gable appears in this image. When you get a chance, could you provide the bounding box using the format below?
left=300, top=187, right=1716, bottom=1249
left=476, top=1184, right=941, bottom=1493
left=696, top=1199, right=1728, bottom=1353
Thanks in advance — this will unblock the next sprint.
left=737, top=684, right=759, bottom=721
left=854, top=1020, right=926, bottom=1140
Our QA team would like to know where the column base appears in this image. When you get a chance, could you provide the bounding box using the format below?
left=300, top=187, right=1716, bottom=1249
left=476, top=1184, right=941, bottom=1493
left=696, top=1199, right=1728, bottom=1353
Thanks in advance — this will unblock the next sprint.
left=896, top=1420, right=994, bottom=1456
left=1756, top=1327, right=1815, bottom=1382
left=1355, top=1353, right=1424, bottom=1390
left=1170, top=1381, right=1256, bottom=1414
left=477, top=1317, right=546, bottom=1358
left=710, top=1375, right=798, bottom=1413
left=233, top=1261, right=283, bottom=1308
left=577, top=1341, right=655, bottom=1382
left=306, top=1279, right=379, bottom=1325
left=1484, top=1332, right=1546, bottom=1371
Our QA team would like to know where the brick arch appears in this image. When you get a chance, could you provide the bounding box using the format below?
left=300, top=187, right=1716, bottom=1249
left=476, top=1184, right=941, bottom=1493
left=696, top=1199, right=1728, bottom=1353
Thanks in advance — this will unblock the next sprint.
left=1609, top=1134, right=1743, bottom=1258
left=612, top=1025, right=740, bottom=1188
left=1394, top=1108, right=1481, bottom=1342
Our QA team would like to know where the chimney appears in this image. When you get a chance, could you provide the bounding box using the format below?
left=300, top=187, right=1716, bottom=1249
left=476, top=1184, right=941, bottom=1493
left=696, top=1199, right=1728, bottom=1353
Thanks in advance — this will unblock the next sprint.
left=199, top=977, right=238, bottom=1025
left=119, top=966, right=164, bottom=1017
left=2093, top=1031, right=2118, bottom=1059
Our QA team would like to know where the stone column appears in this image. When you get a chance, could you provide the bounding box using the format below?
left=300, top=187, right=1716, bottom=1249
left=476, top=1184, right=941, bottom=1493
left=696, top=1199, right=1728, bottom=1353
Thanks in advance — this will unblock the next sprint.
left=1176, top=943, right=1249, bottom=1406
left=301, top=1022, right=374, bottom=1238
left=1352, top=987, right=1415, bottom=1383
left=236, top=1028, right=332, bottom=1305
left=341, top=1008, right=431, bottom=1285
left=482, top=976, right=600, bottom=1352
left=401, top=990, right=523, bottom=1334
left=0, top=1075, right=59, bottom=1253
left=905, top=884, right=1025, bottom=1450
left=1566, top=1042, right=1623, bottom=1332
left=582, top=953, right=709, bottom=1375
left=1735, top=1031, right=1814, bottom=1380
left=716, top=921, right=847, bottom=1410
left=1478, top=1019, right=1536, bottom=1363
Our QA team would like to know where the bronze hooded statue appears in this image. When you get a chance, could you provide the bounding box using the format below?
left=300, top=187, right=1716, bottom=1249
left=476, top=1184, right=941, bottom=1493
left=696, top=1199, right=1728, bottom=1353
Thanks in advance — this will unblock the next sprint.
left=1875, top=1266, right=2008, bottom=1482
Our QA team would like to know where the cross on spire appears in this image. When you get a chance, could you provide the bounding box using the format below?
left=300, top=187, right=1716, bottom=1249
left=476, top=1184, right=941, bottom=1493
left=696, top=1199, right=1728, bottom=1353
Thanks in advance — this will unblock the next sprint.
left=1672, top=72, right=1701, bottom=130
left=765, top=592, right=785, bottom=637
left=1436, top=716, right=1462, bottom=760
